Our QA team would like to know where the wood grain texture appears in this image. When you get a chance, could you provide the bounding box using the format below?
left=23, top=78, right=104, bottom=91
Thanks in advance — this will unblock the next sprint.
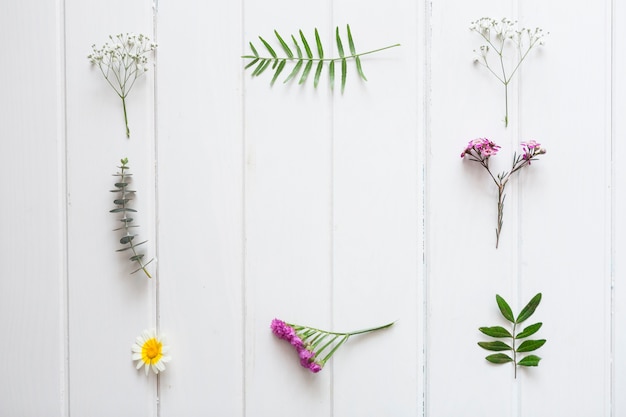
left=0, top=0, right=622, bottom=416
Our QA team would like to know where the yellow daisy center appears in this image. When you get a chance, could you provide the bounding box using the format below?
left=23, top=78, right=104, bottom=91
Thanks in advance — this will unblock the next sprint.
left=141, top=337, right=163, bottom=365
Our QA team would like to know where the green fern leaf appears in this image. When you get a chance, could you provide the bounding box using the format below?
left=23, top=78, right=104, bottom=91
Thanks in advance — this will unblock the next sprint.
left=274, top=30, right=293, bottom=58
left=315, top=28, right=324, bottom=59
left=243, top=25, right=400, bottom=92
left=336, top=27, right=345, bottom=58
left=259, top=36, right=277, bottom=58
left=300, top=30, right=313, bottom=59
left=271, top=60, right=287, bottom=85
left=284, top=60, right=303, bottom=84
left=314, top=60, right=323, bottom=88
left=299, top=60, right=314, bottom=84
left=347, top=24, right=357, bottom=56
left=291, top=34, right=303, bottom=58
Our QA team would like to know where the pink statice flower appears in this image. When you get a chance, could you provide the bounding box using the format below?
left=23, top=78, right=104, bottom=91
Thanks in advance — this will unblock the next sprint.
left=271, top=318, right=322, bottom=373
left=270, top=318, right=394, bottom=374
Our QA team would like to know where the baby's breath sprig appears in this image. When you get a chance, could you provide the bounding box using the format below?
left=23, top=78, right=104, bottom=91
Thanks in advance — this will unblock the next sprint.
left=110, top=158, right=154, bottom=278
left=88, top=33, right=157, bottom=138
left=470, top=18, right=547, bottom=127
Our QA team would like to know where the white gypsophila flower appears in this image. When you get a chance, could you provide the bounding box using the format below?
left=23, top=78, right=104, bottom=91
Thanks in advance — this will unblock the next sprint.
left=132, top=329, right=171, bottom=375
left=88, top=33, right=157, bottom=138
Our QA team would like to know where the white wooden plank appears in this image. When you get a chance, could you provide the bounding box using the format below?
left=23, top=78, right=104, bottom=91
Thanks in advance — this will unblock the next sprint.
left=0, top=1, right=67, bottom=415
left=154, top=1, right=244, bottom=416
left=64, top=1, right=157, bottom=415
left=428, top=1, right=523, bottom=416
left=242, top=1, right=335, bottom=415
left=331, top=0, right=422, bottom=415
left=517, top=2, right=612, bottom=416
left=614, top=0, right=626, bottom=414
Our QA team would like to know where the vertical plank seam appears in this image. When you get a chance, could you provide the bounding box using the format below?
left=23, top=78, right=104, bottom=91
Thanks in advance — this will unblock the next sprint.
left=241, top=0, right=248, bottom=415
left=609, top=0, right=616, bottom=415
left=152, top=0, right=161, bottom=415
left=60, top=0, right=70, bottom=414
left=329, top=3, right=335, bottom=417
left=421, top=2, right=432, bottom=416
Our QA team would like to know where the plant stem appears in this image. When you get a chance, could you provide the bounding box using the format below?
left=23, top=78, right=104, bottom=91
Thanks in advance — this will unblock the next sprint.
left=512, top=322, right=517, bottom=379
left=121, top=95, right=130, bottom=138
left=503, top=83, right=509, bottom=128
left=496, top=184, right=505, bottom=249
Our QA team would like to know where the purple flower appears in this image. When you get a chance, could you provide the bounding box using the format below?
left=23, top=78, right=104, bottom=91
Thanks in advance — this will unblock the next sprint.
left=307, top=362, right=322, bottom=373
left=520, top=140, right=545, bottom=162
left=461, top=138, right=501, bottom=158
left=271, top=318, right=296, bottom=341
left=271, top=318, right=324, bottom=373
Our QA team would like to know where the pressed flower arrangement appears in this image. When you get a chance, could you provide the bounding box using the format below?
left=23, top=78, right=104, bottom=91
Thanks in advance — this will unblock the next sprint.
left=88, top=33, right=157, bottom=138
left=243, top=25, right=399, bottom=93
left=271, top=318, right=394, bottom=373
left=478, top=293, right=545, bottom=378
left=470, top=18, right=547, bottom=127
left=461, top=138, right=546, bottom=248
left=110, top=158, right=154, bottom=277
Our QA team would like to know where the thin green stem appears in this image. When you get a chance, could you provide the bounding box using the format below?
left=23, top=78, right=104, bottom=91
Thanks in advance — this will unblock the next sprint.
left=512, top=322, right=517, bottom=378
left=121, top=95, right=130, bottom=138
left=495, top=184, right=506, bottom=249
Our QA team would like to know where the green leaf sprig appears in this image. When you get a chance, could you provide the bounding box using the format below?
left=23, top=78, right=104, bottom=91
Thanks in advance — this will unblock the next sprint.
left=110, top=158, right=154, bottom=278
left=242, top=25, right=400, bottom=93
left=478, top=293, right=545, bottom=378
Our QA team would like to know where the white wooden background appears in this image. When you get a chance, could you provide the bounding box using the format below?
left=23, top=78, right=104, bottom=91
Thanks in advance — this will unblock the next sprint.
left=1, top=0, right=625, bottom=416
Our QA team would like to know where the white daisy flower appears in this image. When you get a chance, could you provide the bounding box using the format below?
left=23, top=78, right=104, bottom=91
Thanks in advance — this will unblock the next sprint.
left=132, top=329, right=171, bottom=375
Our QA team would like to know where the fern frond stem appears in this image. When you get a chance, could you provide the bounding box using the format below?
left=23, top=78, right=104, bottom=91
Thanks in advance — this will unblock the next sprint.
left=243, top=43, right=400, bottom=63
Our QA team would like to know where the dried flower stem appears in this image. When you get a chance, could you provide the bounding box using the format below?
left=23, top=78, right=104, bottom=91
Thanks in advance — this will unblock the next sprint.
left=462, top=139, right=546, bottom=248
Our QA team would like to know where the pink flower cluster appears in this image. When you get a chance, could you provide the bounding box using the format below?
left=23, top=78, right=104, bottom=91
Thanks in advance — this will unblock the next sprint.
left=271, top=319, right=322, bottom=373
left=461, top=138, right=501, bottom=158
left=521, top=140, right=545, bottom=163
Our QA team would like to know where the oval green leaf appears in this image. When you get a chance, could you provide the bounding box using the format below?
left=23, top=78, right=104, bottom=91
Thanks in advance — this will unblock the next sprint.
left=516, top=293, right=542, bottom=323
left=516, top=339, right=546, bottom=353
left=479, top=326, right=513, bottom=338
left=485, top=353, right=513, bottom=364
left=478, top=341, right=512, bottom=351
left=496, top=294, right=515, bottom=322
left=516, top=322, right=542, bottom=339
left=119, top=235, right=136, bottom=244
left=518, top=355, right=542, bottom=367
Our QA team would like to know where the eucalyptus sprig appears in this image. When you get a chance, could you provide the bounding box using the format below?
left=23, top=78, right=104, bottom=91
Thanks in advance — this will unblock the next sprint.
left=470, top=18, right=547, bottom=127
left=243, top=25, right=400, bottom=93
left=478, top=293, right=545, bottom=378
left=110, top=158, right=154, bottom=278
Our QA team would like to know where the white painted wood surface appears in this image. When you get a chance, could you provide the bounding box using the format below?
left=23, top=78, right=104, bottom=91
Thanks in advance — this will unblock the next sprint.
left=1, top=1, right=623, bottom=416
